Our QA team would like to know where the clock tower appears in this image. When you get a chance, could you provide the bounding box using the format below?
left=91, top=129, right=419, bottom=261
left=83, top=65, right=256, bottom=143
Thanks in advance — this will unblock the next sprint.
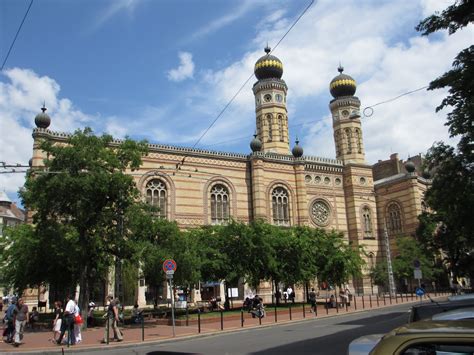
left=252, top=46, right=289, bottom=155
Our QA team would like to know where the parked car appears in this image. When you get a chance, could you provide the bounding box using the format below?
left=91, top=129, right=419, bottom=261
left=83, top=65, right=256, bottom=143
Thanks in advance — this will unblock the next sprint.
left=369, top=320, right=474, bottom=355
left=431, top=307, right=474, bottom=321
left=408, top=295, right=474, bottom=323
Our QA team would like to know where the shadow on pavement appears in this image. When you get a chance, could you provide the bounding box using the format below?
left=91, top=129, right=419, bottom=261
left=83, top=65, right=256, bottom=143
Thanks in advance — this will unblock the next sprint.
left=250, top=312, right=408, bottom=355
left=147, top=352, right=199, bottom=355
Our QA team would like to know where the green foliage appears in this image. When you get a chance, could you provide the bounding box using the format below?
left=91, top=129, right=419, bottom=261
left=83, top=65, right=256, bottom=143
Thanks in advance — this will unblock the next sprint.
left=416, top=0, right=474, bottom=278
left=370, top=262, right=388, bottom=289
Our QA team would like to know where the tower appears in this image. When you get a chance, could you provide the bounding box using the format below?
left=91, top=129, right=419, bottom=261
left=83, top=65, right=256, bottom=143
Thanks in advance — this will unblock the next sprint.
left=252, top=46, right=289, bottom=155
left=329, top=66, right=365, bottom=164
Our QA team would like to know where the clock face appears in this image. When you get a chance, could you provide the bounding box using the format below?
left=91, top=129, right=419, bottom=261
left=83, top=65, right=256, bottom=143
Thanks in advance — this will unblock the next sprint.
left=275, top=94, right=283, bottom=102
left=264, top=94, right=272, bottom=102
left=341, top=110, right=350, bottom=117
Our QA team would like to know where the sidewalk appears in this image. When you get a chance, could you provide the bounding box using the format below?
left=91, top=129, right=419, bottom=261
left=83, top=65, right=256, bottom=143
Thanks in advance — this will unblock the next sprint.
left=0, top=293, right=450, bottom=354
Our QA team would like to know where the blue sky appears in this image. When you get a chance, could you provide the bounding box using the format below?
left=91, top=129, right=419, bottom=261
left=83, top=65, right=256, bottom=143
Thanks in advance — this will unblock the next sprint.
left=1, top=0, right=473, bottom=202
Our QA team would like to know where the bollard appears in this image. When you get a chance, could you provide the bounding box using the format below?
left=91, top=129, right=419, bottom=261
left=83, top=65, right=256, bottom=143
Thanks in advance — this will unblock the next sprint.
left=186, top=305, right=189, bottom=327
left=362, top=295, right=365, bottom=309
left=395, top=293, right=398, bottom=304
left=411, top=292, right=414, bottom=301
left=303, top=303, right=306, bottom=318
left=289, top=303, right=292, bottom=320
left=336, top=298, right=339, bottom=313
left=406, top=293, right=409, bottom=302
left=220, top=310, right=224, bottom=330
left=354, top=295, right=357, bottom=310
left=326, top=300, right=329, bottom=315
left=383, top=294, right=386, bottom=306
left=241, top=308, right=244, bottom=327
left=198, top=309, right=201, bottom=334
left=315, top=302, right=318, bottom=317
left=106, top=316, right=110, bottom=345
left=141, top=315, right=145, bottom=342
left=376, top=295, right=379, bottom=307
left=389, top=293, right=392, bottom=304
left=259, top=312, right=262, bottom=325
left=274, top=304, right=278, bottom=323
left=369, top=295, right=372, bottom=308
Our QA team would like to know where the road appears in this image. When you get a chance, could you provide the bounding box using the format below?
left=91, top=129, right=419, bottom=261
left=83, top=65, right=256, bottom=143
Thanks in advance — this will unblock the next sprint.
left=70, top=302, right=411, bottom=355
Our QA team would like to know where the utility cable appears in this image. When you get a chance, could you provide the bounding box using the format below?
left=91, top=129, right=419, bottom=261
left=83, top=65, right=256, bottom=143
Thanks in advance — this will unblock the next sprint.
left=179, top=0, right=315, bottom=167
left=1, top=0, right=34, bottom=71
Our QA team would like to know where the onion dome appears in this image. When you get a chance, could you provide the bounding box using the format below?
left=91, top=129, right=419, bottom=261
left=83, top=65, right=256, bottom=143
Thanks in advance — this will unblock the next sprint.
left=405, top=160, right=416, bottom=173
left=329, top=65, right=356, bottom=98
left=250, top=134, right=262, bottom=152
left=34, top=105, right=51, bottom=129
left=292, top=138, right=303, bottom=158
left=254, top=45, right=283, bottom=80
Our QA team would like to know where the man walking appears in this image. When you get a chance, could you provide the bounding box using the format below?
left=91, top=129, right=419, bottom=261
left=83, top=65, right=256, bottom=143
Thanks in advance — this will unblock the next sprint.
left=309, top=288, right=317, bottom=313
left=57, top=295, right=76, bottom=346
left=102, top=295, right=123, bottom=343
left=2, top=297, right=16, bottom=343
left=13, top=298, right=29, bottom=347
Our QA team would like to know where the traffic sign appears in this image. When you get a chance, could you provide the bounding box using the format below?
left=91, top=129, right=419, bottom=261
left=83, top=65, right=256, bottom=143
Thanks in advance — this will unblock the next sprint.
left=415, top=287, right=425, bottom=297
left=414, top=269, right=422, bottom=280
left=165, top=270, right=175, bottom=275
left=163, top=259, right=177, bottom=273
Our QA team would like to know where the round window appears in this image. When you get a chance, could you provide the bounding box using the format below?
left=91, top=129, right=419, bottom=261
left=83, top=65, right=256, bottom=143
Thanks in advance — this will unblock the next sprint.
left=310, top=200, right=331, bottom=226
left=264, top=94, right=272, bottom=102
left=305, top=175, right=312, bottom=183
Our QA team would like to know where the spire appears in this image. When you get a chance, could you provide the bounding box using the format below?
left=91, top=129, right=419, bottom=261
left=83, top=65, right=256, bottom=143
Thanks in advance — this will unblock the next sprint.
left=337, top=63, right=344, bottom=73
left=264, top=44, right=271, bottom=54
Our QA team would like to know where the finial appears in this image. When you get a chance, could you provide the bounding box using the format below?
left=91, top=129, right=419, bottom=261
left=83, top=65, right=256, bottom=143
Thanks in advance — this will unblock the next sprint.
left=41, top=102, right=47, bottom=113
left=253, top=131, right=258, bottom=139
left=295, top=136, right=300, bottom=145
left=337, top=63, right=344, bottom=73
left=264, top=44, right=271, bottom=54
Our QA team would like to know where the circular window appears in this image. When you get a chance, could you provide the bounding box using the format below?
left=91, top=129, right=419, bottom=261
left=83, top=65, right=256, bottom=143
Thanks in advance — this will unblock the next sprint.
left=264, top=94, right=272, bottom=102
left=335, top=177, right=341, bottom=186
left=360, top=177, right=366, bottom=185
left=310, top=200, right=331, bottom=226
left=341, top=110, right=350, bottom=117
left=324, top=177, right=331, bottom=184
left=315, top=176, right=321, bottom=184
left=275, top=94, right=283, bottom=102
left=305, top=175, right=312, bottom=183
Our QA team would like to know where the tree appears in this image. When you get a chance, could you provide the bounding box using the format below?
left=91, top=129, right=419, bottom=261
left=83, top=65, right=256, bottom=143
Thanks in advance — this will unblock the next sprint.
left=20, top=128, right=148, bottom=321
left=416, top=0, right=474, bottom=278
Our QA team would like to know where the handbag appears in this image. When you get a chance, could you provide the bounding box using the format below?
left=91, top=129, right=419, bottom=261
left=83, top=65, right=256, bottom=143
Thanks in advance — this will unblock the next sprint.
left=74, top=314, right=83, bottom=324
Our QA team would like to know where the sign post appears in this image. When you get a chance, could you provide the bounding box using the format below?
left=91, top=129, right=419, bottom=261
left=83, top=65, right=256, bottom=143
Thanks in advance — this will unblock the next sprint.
left=163, top=259, right=177, bottom=337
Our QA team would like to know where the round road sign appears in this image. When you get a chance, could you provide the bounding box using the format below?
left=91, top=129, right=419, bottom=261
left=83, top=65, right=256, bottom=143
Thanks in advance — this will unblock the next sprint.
left=415, top=287, right=425, bottom=297
left=163, top=259, right=177, bottom=273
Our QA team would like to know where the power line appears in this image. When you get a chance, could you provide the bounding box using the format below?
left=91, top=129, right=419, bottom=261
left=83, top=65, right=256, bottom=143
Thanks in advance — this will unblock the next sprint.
left=363, top=85, right=429, bottom=117
left=1, top=0, right=34, bottom=71
left=180, top=0, right=315, bottom=166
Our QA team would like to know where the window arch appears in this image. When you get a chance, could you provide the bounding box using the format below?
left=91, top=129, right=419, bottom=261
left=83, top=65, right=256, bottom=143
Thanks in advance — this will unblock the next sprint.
left=355, top=128, right=362, bottom=154
left=278, top=114, right=284, bottom=142
left=145, top=179, right=167, bottom=218
left=266, top=114, right=273, bottom=141
left=386, top=202, right=402, bottom=235
left=210, top=184, right=230, bottom=225
left=362, top=206, right=373, bottom=238
left=345, top=128, right=352, bottom=154
left=272, top=187, right=290, bottom=226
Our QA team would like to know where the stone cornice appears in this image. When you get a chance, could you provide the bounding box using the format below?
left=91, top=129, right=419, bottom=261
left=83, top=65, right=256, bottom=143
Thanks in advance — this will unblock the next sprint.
left=252, top=78, right=288, bottom=94
left=329, top=96, right=360, bottom=110
left=374, top=172, right=432, bottom=188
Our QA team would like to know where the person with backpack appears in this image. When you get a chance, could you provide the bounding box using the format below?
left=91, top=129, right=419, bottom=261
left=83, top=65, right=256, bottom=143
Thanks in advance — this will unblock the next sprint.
left=2, top=297, right=16, bottom=343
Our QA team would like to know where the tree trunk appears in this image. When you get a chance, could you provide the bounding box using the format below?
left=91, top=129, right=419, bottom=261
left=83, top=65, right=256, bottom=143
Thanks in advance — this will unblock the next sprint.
left=78, top=263, right=90, bottom=330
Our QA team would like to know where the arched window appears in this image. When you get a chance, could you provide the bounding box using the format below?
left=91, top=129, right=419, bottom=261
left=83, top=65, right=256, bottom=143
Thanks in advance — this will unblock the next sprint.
left=145, top=179, right=167, bottom=218
left=335, top=129, right=341, bottom=156
left=387, top=203, right=402, bottom=235
left=272, top=187, right=289, bottom=226
left=210, top=184, right=230, bottom=225
left=266, top=114, right=273, bottom=141
left=355, top=128, right=362, bottom=154
left=345, top=128, right=352, bottom=154
left=278, top=115, right=284, bottom=142
left=362, top=206, right=373, bottom=238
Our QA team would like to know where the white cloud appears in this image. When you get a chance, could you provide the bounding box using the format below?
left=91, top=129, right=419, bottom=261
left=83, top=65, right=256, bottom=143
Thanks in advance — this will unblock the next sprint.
left=167, top=52, right=195, bottom=82
left=0, top=68, right=94, bottom=199
left=88, top=0, right=141, bottom=32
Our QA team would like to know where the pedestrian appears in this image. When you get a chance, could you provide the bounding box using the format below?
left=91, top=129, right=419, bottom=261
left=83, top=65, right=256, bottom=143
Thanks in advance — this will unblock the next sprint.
left=57, top=295, right=76, bottom=346
left=13, top=297, right=29, bottom=347
left=102, top=295, right=123, bottom=343
left=73, top=301, right=82, bottom=343
left=309, top=288, right=317, bottom=313
left=51, top=301, right=63, bottom=343
left=87, top=302, right=95, bottom=327
left=2, top=297, right=16, bottom=343
left=286, top=286, right=294, bottom=303
left=29, top=306, right=40, bottom=331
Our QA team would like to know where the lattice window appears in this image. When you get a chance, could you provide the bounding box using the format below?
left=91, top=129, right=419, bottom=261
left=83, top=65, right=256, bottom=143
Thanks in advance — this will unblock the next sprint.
left=278, top=115, right=284, bottom=142
left=362, top=206, right=373, bottom=238
left=355, top=128, right=362, bottom=153
left=387, top=203, right=402, bottom=235
left=345, top=128, right=352, bottom=154
left=310, top=200, right=331, bottom=226
left=266, top=114, right=273, bottom=141
left=210, top=184, right=230, bottom=225
left=145, top=179, right=167, bottom=218
left=272, top=187, right=289, bottom=226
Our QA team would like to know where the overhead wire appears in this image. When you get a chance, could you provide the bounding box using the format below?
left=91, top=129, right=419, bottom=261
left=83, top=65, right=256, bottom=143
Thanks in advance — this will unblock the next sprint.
left=1, top=0, right=34, bottom=71
left=179, top=0, right=315, bottom=167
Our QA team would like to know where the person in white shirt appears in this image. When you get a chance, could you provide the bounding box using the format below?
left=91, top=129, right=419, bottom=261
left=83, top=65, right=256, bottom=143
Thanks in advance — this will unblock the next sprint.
left=57, top=295, right=76, bottom=345
left=73, top=302, right=82, bottom=343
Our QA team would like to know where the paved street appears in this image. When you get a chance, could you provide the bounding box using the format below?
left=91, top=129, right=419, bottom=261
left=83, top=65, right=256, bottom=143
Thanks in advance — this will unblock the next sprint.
left=31, top=302, right=411, bottom=355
